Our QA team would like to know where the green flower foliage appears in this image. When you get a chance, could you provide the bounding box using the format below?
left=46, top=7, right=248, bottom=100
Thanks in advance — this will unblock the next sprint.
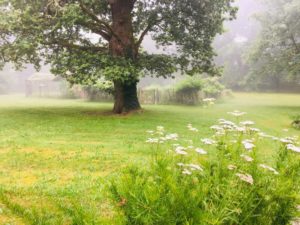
left=111, top=117, right=300, bottom=225
left=0, top=0, right=237, bottom=85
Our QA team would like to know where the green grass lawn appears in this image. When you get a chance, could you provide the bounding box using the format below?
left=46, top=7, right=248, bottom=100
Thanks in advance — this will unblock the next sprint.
left=0, top=93, right=299, bottom=224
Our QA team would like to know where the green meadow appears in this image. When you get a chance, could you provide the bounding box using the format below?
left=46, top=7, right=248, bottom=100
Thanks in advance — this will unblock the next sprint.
left=0, top=93, right=299, bottom=224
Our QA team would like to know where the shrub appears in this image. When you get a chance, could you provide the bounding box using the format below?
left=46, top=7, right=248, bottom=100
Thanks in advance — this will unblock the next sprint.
left=83, top=78, right=114, bottom=101
left=111, top=113, right=300, bottom=225
left=202, top=77, right=225, bottom=98
left=174, top=77, right=203, bottom=105
left=292, top=115, right=300, bottom=130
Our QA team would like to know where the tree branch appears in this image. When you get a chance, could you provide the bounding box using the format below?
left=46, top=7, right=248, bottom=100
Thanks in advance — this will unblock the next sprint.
left=77, top=21, right=111, bottom=41
left=78, top=0, right=124, bottom=45
left=43, top=39, right=108, bottom=52
left=136, top=18, right=163, bottom=49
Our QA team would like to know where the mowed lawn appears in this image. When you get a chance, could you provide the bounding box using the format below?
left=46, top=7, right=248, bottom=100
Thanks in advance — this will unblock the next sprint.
left=0, top=93, right=299, bottom=224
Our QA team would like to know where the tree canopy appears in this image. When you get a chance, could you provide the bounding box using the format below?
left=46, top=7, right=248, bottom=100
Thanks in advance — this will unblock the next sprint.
left=247, top=0, right=300, bottom=87
left=0, top=0, right=237, bottom=112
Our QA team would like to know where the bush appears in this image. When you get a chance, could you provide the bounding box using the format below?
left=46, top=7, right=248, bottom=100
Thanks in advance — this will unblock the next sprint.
left=292, top=115, right=300, bottom=130
left=202, top=77, right=225, bottom=98
left=83, top=79, right=114, bottom=101
left=174, top=77, right=203, bottom=105
left=111, top=114, right=300, bottom=225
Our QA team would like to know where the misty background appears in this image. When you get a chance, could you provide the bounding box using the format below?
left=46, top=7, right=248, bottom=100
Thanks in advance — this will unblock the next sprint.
left=0, top=0, right=299, bottom=96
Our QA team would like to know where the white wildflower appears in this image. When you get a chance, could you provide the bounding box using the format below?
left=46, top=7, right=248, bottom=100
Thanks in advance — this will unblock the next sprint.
left=236, top=173, right=254, bottom=185
left=210, top=125, right=224, bottom=131
left=259, top=164, right=279, bottom=175
left=187, top=124, right=199, bottom=132
left=189, top=164, right=203, bottom=171
left=146, top=138, right=159, bottom=143
left=240, top=120, right=255, bottom=126
left=228, top=164, right=237, bottom=170
left=240, top=154, right=254, bottom=162
left=195, top=148, right=207, bottom=155
left=156, top=126, right=164, bottom=131
left=175, top=150, right=187, bottom=155
left=280, top=138, right=293, bottom=144
left=177, top=163, right=185, bottom=167
left=175, top=146, right=187, bottom=155
left=286, top=144, right=300, bottom=153
left=227, top=110, right=247, bottom=117
left=182, top=169, right=192, bottom=175
left=250, top=128, right=260, bottom=133
left=258, top=132, right=274, bottom=139
left=219, top=119, right=236, bottom=127
left=201, top=138, right=216, bottom=145
left=242, top=140, right=255, bottom=151
left=175, top=146, right=186, bottom=151
left=235, top=126, right=246, bottom=132
left=203, top=98, right=216, bottom=102
left=165, top=133, right=178, bottom=141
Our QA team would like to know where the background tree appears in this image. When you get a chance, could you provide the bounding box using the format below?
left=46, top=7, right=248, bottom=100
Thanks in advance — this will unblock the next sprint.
left=246, top=0, right=300, bottom=91
left=0, top=0, right=236, bottom=113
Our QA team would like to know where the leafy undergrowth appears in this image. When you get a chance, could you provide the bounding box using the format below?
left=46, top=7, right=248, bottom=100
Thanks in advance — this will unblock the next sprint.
left=111, top=111, right=300, bottom=225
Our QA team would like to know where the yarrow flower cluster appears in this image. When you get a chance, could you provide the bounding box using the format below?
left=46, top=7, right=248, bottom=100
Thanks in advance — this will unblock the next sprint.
left=242, top=139, right=255, bottom=151
left=146, top=126, right=179, bottom=144
left=145, top=110, right=299, bottom=186
left=236, top=173, right=254, bottom=185
left=259, top=164, right=279, bottom=175
left=201, top=138, right=216, bottom=145
left=187, top=124, right=199, bottom=132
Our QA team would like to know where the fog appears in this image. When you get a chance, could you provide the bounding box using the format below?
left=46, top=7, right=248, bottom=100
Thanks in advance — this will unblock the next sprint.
left=0, top=0, right=299, bottom=96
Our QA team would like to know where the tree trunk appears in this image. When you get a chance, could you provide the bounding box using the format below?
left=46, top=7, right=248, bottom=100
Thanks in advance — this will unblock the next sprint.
left=109, top=0, right=141, bottom=114
left=113, top=80, right=140, bottom=113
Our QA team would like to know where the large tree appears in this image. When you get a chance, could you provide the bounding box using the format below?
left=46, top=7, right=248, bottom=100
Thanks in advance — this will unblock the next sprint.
left=0, top=0, right=236, bottom=113
left=246, top=0, right=300, bottom=90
